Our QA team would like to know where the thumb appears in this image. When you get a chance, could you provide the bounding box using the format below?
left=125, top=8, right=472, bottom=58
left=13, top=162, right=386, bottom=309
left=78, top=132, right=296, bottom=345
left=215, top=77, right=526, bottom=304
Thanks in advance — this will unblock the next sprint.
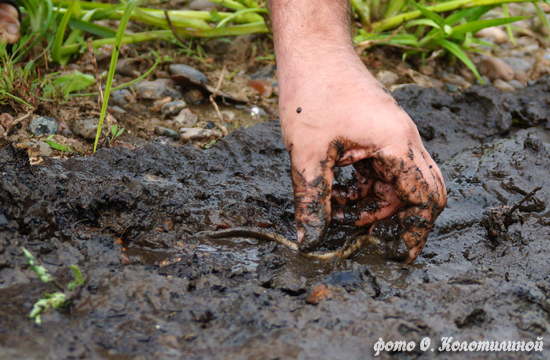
left=290, top=143, right=340, bottom=252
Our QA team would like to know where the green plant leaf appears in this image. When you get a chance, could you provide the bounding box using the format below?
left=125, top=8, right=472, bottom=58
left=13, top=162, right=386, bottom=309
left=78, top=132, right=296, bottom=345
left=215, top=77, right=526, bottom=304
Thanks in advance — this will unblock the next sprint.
left=451, top=16, right=529, bottom=37
left=46, top=141, right=73, bottom=153
left=434, top=39, right=483, bottom=83
left=534, top=2, right=550, bottom=39
left=216, top=7, right=268, bottom=28
left=53, top=70, right=95, bottom=96
left=51, top=0, right=79, bottom=64
left=111, top=124, right=118, bottom=137
left=412, top=1, right=447, bottom=31
left=94, top=0, right=139, bottom=153
left=502, top=4, right=516, bottom=45
left=67, top=18, right=117, bottom=38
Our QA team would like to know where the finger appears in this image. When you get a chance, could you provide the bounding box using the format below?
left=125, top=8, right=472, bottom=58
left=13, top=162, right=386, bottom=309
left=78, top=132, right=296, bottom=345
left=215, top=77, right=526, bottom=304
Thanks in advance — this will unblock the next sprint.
left=291, top=141, right=342, bottom=252
left=332, top=180, right=404, bottom=226
left=381, top=147, right=447, bottom=264
left=331, top=171, right=375, bottom=206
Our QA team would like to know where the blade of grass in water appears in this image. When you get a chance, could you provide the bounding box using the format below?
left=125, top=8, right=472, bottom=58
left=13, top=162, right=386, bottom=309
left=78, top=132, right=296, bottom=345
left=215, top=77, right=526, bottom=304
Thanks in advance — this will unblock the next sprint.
left=93, top=0, right=139, bottom=153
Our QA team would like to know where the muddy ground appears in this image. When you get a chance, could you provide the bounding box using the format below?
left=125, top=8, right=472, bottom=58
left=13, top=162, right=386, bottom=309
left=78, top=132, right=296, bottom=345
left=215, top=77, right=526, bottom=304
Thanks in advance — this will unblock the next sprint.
left=1, top=77, right=550, bottom=360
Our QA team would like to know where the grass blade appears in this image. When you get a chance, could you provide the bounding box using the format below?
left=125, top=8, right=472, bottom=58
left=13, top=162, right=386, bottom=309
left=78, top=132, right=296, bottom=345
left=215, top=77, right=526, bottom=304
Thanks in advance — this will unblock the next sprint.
left=451, top=16, right=529, bottom=36
left=93, top=0, right=139, bottom=153
left=51, top=0, right=79, bottom=64
left=533, top=2, right=550, bottom=39
left=434, top=38, right=483, bottom=83
left=502, top=4, right=516, bottom=45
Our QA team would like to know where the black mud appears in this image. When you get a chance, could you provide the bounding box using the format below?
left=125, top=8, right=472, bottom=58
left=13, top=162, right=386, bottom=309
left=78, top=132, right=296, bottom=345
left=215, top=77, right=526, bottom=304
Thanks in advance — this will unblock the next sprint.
left=1, top=79, right=550, bottom=359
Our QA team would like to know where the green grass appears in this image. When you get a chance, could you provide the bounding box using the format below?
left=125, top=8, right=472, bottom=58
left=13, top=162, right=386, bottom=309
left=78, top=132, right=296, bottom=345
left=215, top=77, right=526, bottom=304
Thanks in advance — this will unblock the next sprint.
left=7, top=0, right=550, bottom=109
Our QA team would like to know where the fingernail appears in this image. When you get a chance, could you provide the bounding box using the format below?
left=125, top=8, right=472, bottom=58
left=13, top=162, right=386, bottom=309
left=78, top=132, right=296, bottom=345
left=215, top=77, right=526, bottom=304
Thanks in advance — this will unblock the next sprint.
left=7, top=25, right=18, bottom=34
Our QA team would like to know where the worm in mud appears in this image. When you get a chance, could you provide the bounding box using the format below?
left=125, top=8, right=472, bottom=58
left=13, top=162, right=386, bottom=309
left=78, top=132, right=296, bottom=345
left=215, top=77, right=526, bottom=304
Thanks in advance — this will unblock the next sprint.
left=194, top=227, right=381, bottom=260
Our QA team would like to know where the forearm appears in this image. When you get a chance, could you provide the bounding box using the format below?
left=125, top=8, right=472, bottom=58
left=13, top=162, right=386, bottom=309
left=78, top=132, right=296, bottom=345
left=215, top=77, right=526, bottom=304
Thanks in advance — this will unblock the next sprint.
left=267, top=0, right=357, bottom=80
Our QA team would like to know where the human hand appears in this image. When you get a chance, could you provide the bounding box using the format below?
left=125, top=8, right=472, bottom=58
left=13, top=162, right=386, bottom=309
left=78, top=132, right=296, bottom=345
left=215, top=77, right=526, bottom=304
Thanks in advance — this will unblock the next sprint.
left=0, top=3, right=20, bottom=45
left=278, top=53, right=447, bottom=264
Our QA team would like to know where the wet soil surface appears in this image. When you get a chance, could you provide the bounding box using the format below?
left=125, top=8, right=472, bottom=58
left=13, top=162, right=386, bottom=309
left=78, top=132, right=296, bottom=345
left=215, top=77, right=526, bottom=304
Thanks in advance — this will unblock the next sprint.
left=1, top=78, right=550, bottom=359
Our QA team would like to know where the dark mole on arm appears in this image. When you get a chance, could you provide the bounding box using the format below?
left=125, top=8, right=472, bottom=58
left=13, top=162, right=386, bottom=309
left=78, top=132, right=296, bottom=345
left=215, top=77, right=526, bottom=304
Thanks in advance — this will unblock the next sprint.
left=297, top=107, right=302, bottom=113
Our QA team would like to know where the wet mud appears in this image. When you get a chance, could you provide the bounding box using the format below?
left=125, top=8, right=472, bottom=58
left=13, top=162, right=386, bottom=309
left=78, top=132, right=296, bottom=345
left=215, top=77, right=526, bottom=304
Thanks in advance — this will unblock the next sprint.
left=1, top=78, right=550, bottom=359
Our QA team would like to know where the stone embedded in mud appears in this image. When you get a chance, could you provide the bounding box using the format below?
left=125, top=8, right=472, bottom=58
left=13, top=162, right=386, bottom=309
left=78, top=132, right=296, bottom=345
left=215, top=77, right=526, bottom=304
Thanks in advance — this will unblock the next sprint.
left=135, top=79, right=182, bottom=100
left=184, top=89, right=204, bottom=105
left=514, top=70, right=530, bottom=85
left=162, top=100, right=188, bottom=117
left=28, top=116, right=59, bottom=136
left=71, top=119, right=99, bottom=140
left=109, top=89, right=133, bottom=107
left=502, top=57, right=533, bottom=73
left=169, top=64, right=208, bottom=84
left=478, top=57, right=514, bottom=81
left=248, top=79, right=272, bottom=98
left=376, top=70, right=399, bottom=87
left=441, top=73, right=470, bottom=87
left=179, top=128, right=221, bottom=142
left=16, top=141, right=52, bottom=157
left=507, top=79, right=525, bottom=90
left=0, top=113, right=14, bottom=129
left=493, top=79, right=515, bottom=92
left=305, top=284, right=333, bottom=305
left=155, top=126, right=179, bottom=139
left=174, top=108, right=198, bottom=128
left=445, top=83, right=459, bottom=93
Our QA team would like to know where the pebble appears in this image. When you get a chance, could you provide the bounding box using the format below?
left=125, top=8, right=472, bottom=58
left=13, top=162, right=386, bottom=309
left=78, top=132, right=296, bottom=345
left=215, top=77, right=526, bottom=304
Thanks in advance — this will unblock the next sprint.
left=174, top=108, right=198, bottom=128
left=135, top=79, right=182, bottom=100
left=108, top=106, right=126, bottom=114
left=478, top=57, right=514, bottom=81
left=29, top=116, right=59, bottom=136
left=109, top=89, right=133, bottom=107
left=204, top=122, right=216, bottom=129
left=477, top=75, right=491, bottom=85
left=514, top=70, right=530, bottom=84
left=441, top=73, right=470, bottom=87
left=71, top=119, right=99, bottom=140
left=169, top=64, right=207, bottom=84
left=183, top=89, right=204, bottom=104
left=250, top=64, right=277, bottom=80
left=220, top=110, right=235, bottom=122
left=493, top=79, right=515, bottom=92
left=162, top=100, right=188, bottom=117
left=155, top=126, right=179, bottom=139
left=0, top=213, right=8, bottom=226
left=180, top=128, right=221, bottom=141
left=0, top=113, right=14, bottom=129
left=116, top=58, right=139, bottom=77
left=444, top=83, right=459, bottom=93
left=16, top=141, right=52, bottom=157
left=475, top=27, right=508, bottom=43
left=0, top=124, right=5, bottom=136
left=376, top=70, right=399, bottom=87
left=501, top=57, right=532, bottom=72
left=150, top=97, right=174, bottom=112
left=248, top=79, right=272, bottom=98
left=507, top=79, right=524, bottom=90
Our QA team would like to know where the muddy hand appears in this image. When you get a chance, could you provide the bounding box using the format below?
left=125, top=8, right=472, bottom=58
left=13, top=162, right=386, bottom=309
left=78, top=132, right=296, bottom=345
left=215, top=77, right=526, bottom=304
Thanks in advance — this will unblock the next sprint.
left=0, top=3, right=19, bottom=44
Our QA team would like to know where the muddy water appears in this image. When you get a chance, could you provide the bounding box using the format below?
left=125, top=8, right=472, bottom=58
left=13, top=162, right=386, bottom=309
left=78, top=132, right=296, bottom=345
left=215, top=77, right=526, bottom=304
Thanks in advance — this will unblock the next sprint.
left=1, top=78, right=550, bottom=359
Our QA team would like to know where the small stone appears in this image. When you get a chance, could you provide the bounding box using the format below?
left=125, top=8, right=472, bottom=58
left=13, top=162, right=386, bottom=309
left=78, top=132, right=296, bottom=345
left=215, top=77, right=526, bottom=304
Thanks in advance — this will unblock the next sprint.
left=116, top=58, right=139, bottom=77
left=71, top=119, right=99, bottom=140
left=475, top=27, right=508, bottom=43
left=16, top=141, right=52, bottom=157
left=501, top=57, right=532, bottom=72
left=29, top=116, right=59, bottom=136
left=493, top=79, right=515, bottom=92
left=150, top=97, right=174, bottom=112
left=0, top=113, right=14, bottom=129
left=204, top=122, right=216, bottom=129
left=109, top=89, right=133, bottom=107
left=179, top=128, right=221, bottom=141
left=174, top=108, right=198, bottom=128
left=108, top=106, right=126, bottom=114
left=444, top=83, right=459, bottom=93
left=0, top=125, right=4, bottom=136
left=0, top=213, right=8, bottom=226
left=169, top=64, right=207, bottom=84
left=162, top=100, right=188, bottom=117
left=183, top=89, right=204, bottom=104
left=305, top=284, right=332, bottom=305
left=135, top=79, right=182, bottom=100
left=441, top=73, right=470, bottom=87
left=507, top=79, right=524, bottom=90
left=478, top=57, right=514, bottom=81
left=376, top=70, right=399, bottom=87
left=155, top=126, right=179, bottom=139
left=513, top=70, right=530, bottom=84
left=477, top=75, right=491, bottom=85
left=220, top=110, right=235, bottom=122
left=248, top=79, right=272, bottom=97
